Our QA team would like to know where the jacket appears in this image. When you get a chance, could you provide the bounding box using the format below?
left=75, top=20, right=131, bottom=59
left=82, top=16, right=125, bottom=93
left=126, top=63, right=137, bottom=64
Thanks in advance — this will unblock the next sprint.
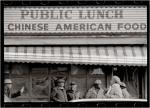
left=122, top=88, right=131, bottom=98
left=107, top=83, right=123, bottom=98
left=66, top=90, right=80, bottom=101
left=86, top=87, right=105, bottom=99
left=51, top=86, right=68, bottom=102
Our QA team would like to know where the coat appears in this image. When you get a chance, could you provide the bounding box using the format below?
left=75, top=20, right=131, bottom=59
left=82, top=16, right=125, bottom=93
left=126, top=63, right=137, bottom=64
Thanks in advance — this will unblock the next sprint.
left=4, top=88, right=21, bottom=102
left=122, top=88, right=131, bottom=98
left=66, top=90, right=80, bottom=101
left=51, top=87, right=68, bottom=102
left=85, top=87, right=105, bottom=99
left=107, top=83, right=123, bottom=98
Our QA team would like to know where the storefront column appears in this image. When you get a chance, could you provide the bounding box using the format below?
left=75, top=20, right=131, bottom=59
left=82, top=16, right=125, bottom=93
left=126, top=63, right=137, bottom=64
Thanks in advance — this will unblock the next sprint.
left=106, top=67, right=113, bottom=88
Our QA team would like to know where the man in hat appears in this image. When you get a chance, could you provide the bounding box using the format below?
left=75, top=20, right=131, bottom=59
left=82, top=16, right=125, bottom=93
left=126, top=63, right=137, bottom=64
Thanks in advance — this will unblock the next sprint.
left=85, top=79, right=105, bottom=99
left=4, top=79, right=24, bottom=102
left=105, top=76, right=123, bottom=98
left=66, top=81, right=80, bottom=101
left=120, top=82, right=131, bottom=98
left=51, top=79, right=68, bottom=102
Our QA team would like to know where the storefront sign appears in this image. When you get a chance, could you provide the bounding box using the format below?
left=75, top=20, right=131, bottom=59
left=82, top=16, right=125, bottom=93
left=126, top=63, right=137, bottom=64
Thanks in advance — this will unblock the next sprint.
left=4, top=6, right=147, bottom=33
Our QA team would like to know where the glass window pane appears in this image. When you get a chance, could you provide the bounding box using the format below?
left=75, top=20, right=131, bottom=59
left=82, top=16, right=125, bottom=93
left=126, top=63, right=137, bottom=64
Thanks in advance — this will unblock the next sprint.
left=69, top=77, right=86, bottom=98
left=11, top=64, right=28, bottom=75
left=5, top=64, right=10, bottom=74
left=71, top=65, right=87, bottom=75
left=89, top=67, right=104, bottom=75
left=87, top=77, right=106, bottom=90
left=87, top=67, right=106, bottom=88
left=32, top=76, right=49, bottom=97
left=51, top=76, right=68, bottom=88
left=11, top=78, right=29, bottom=98
left=31, top=68, right=48, bottom=75
left=51, top=66, right=68, bottom=75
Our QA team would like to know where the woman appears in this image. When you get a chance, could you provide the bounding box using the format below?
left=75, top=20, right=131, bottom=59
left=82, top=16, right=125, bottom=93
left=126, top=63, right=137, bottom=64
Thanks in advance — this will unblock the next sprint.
left=86, top=79, right=105, bottom=99
left=105, top=76, right=123, bottom=98
left=120, top=82, right=131, bottom=98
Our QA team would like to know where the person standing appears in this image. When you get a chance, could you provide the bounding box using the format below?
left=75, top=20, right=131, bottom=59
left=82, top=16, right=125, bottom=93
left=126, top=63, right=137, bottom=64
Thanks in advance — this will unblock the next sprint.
left=4, top=79, right=24, bottom=102
left=66, top=81, right=80, bottom=101
left=85, top=79, right=105, bottom=99
left=120, top=82, right=131, bottom=98
left=105, top=76, right=123, bottom=98
left=51, top=79, right=68, bottom=102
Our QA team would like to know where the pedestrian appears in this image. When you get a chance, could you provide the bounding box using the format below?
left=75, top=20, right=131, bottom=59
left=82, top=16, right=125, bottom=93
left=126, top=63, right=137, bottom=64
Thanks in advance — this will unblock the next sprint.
left=66, top=81, right=80, bottom=101
left=4, top=79, right=24, bottom=102
left=51, top=79, right=68, bottom=102
left=86, top=79, right=105, bottom=99
left=120, top=82, right=131, bottom=98
left=105, top=76, right=123, bottom=98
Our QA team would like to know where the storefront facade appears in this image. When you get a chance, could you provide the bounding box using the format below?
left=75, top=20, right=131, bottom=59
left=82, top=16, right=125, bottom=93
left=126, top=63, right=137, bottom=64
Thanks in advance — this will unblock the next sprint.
left=4, top=6, right=147, bottom=102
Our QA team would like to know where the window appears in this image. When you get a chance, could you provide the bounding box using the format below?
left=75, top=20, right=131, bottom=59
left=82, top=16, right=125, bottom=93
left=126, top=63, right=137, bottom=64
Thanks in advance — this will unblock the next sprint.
left=87, top=66, right=106, bottom=90
left=7, top=64, right=30, bottom=102
left=5, top=63, right=147, bottom=102
left=51, top=65, right=69, bottom=75
left=71, top=65, right=87, bottom=75
left=112, top=66, right=147, bottom=99
left=31, top=66, right=49, bottom=101
left=11, top=78, right=29, bottom=99
left=11, top=64, right=28, bottom=76
left=4, top=63, right=10, bottom=78
left=31, top=76, right=49, bottom=98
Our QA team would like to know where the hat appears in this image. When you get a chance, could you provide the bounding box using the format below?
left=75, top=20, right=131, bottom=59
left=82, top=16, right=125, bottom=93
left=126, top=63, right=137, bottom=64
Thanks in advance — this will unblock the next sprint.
left=94, top=79, right=102, bottom=84
left=70, top=81, right=77, bottom=85
left=112, top=76, right=121, bottom=85
left=57, top=79, right=65, bottom=83
left=120, top=82, right=126, bottom=88
left=5, top=79, right=12, bottom=84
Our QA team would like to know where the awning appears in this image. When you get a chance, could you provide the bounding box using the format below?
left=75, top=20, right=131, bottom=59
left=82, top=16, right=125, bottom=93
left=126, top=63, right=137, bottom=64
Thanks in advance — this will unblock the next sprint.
left=4, top=46, right=147, bottom=66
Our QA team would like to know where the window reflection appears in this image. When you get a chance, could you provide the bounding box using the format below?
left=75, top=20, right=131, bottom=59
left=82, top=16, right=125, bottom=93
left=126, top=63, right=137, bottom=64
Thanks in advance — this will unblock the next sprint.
left=51, top=66, right=68, bottom=75
left=32, top=76, right=49, bottom=97
left=11, top=78, right=29, bottom=97
left=90, top=68, right=104, bottom=75
left=31, top=68, right=48, bottom=75
left=11, top=64, right=28, bottom=75
left=71, top=65, right=87, bottom=75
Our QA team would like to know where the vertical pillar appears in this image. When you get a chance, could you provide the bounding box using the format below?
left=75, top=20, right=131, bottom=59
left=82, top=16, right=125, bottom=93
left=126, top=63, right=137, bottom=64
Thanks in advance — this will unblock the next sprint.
left=106, top=66, right=113, bottom=88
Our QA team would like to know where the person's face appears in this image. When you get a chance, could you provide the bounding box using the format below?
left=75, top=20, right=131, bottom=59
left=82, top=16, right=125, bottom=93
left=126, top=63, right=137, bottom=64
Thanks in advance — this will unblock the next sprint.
left=6, top=83, right=12, bottom=89
left=58, top=82, right=64, bottom=87
left=95, top=84, right=101, bottom=89
left=110, top=79, right=115, bottom=85
left=97, top=84, right=101, bottom=89
left=71, top=85, right=77, bottom=91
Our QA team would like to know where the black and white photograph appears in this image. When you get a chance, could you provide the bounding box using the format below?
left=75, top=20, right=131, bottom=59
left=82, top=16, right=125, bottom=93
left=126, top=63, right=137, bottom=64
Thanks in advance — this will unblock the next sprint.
left=1, top=0, right=149, bottom=107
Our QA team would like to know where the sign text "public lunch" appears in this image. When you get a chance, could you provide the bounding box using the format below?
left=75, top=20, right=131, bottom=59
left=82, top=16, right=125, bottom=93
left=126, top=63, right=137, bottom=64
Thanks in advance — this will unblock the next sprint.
left=7, top=9, right=147, bottom=32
